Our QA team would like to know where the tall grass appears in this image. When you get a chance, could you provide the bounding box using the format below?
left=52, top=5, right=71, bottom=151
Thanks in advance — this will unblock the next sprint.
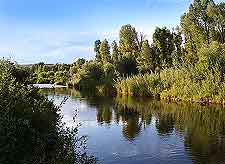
left=115, top=66, right=225, bottom=104
left=115, top=73, right=163, bottom=97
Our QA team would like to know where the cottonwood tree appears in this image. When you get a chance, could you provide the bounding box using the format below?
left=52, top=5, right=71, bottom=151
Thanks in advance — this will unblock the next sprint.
left=153, top=27, right=175, bottom=69
left=119, top=24, right=139, bottom=56
left=99, top=39, right=111, bottom=63
left=207, top=2, right=225, bottom=44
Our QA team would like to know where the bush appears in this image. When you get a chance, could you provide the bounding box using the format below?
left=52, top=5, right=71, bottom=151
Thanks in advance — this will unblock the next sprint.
left=0, top=60, right=96, bottom=164
left=69, top=61, right=104, bottom=89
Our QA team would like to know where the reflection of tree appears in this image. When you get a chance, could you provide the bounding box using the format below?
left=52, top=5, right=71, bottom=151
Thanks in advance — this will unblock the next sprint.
left=180, top=106, right=225, bottom=164
left=184, top=130, right=225, bottom=164
left=50, top=88, right=225, bottom=164
left=97, top=106, right=112, bottom=124
left=115, top=96, right=225, bottom=163
left=114, top=96, right=153, bottom=141
left=155, top=112, right=175, bottom=136
left=118, top=108, right=142, bottom=141
left=115, top=96, right=153, bottom=126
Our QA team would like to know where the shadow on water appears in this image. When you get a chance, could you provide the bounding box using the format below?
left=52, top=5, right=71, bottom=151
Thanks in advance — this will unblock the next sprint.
left=114, top=96, right=225, bottom=164
left=46, top=88, right=225, bottom=164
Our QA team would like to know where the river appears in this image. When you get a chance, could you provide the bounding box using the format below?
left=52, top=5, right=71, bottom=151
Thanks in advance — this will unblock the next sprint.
left=44, top=87, right=225, bottom=164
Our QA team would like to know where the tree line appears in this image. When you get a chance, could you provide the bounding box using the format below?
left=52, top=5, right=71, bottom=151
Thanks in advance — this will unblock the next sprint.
left=27, top=0, right=225, bottom=102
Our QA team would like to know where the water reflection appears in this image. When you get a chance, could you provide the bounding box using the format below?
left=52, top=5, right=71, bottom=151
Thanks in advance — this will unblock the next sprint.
left=48, top=88, right=225, bottom=164
left=115, top=96, right=225, bottom=163
left=97, top=105, right=112, bottom=125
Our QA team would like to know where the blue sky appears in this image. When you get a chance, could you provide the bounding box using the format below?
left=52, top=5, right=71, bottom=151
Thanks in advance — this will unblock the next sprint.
left=0, top=0, right=221, bottom=64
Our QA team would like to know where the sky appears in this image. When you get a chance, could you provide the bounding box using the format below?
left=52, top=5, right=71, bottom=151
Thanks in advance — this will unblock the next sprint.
left=0, top=0, right=222, bottom=64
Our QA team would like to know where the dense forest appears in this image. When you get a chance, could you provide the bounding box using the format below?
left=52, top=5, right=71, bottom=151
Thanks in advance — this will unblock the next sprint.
left=24, top=0, right=225, bottom=104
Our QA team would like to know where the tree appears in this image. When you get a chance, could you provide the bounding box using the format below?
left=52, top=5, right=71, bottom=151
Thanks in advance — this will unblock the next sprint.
left=207, top=2, right=225, bottom=44
left=75, top=58, right=86, bottom=66
left=70, top=61, right=104, bottom=89
left=180, top=0, right=215, bottom=55
left=111, top=41, right=120, bottom=65
left=102, top=62, right=115, bottom=86
left=94, top=40, right=102, bottom=62
left=192, top=0, right=214, bottom=44
left=136, top=32, right=146, bottom=51
left=153, top=27, right=175, bottom=69
left=137, top=40, right=155, bottom=73
left=172, top=31, right=184, bottom=67
left=99, top=39, right=111, bottom=63
left=180, top=13, right=199, bottom=64
left=70, top=58, right=86, bottom=75
left=196, top=41, right=225, bottom=81
left=117, top=53, right=138, bottom=76
left=180, top=0, right=217, bottom=65
left=119, top=24, right=138, bottom=56
left=0, top=60, right=97, bottom=164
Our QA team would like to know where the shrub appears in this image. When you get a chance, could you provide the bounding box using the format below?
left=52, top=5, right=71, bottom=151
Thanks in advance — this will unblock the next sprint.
left=0, top=60, right=96, bottom=164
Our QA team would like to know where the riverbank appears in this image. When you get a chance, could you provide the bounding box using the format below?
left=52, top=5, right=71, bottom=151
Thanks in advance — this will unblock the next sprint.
left=114, top=66, right=225, bottom=106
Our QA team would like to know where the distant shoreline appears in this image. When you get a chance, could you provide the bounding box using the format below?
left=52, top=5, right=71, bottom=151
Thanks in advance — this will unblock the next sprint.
left=29, top=84, right=67, bottom=89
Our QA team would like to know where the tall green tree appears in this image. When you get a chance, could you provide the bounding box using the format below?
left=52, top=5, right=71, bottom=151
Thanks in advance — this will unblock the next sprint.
left=180, top=0, right=216, bottom=65
left=136, top=32, right=146, bottom=51
left=119, top=24, right=138, bottom=56
left=191, top=0, right=214, bottom=45
left=111, top=40, right=120, bottom=65
left=137, top=40, right=155, bottom=73
left=94, top=40, right=102, bottom=62
left=99, top=39, right=111, bottom=63
left=153, top=27, right=175, bottom=69
left=173, top=31, right=183, bottom=67
left=117, top=54, right=138, bottom=76
left=207, top=2, right=225, bottom=44
left=180, top=13, right=199, bottom=64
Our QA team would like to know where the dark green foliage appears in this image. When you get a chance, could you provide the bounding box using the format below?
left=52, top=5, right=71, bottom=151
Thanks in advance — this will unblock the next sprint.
left=0, top=60, right=96, bottom=164
left=172, top=31, right=183, bottom=67
left=181, top=0, right=225, bottom=63
left=153, top=27, right=175, bottom=69
left=137, top=40, right=156, bottom=73
left=207, top=2, right=225, bottom=44
left=13, top=65, right=31, bottom=84
left=116, top=54, right=138, bottom=76
left=94, top=40, right=102, bottom=62
left=70, top=62, right=104, bottom=89
left=102, top=62, right=115, bottom=85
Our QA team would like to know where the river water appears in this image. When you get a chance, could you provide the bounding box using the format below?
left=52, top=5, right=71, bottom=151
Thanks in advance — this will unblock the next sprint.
left=45, top=87, right=225, bottom=164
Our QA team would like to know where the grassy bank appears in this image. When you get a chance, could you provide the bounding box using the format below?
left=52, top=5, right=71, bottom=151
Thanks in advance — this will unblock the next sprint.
left=115, top=66, right=225, bottom=105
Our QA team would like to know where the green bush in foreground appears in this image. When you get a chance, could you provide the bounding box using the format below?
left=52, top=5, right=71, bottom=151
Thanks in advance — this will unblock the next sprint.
left=0, top=60, right=96, bottom=164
